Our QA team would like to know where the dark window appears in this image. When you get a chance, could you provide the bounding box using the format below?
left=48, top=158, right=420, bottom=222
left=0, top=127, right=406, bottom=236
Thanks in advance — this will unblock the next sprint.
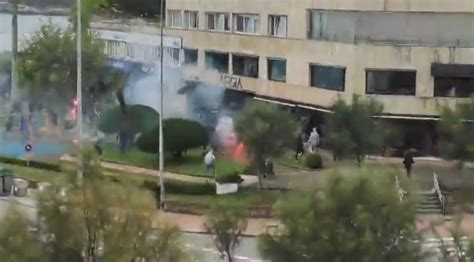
left=366, top=70, right=416, bottom=95
left=232, top=54, right=259, bottom=78
left=166, top=47, right=180, bottom=63
left=310, top=64, right=345, bottom=91
left=184, top=49, right=198, bottom=65
left=205, top=51, right=229, bottom=73
left=267, top=58, right=286, bottom=82
left=434, top=77, right=474, bottom=98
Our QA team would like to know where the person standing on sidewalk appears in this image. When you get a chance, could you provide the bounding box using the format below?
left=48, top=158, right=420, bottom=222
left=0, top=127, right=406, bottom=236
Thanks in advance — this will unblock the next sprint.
left=204, top=149, right=216, bottom=176
left=403, top=150, right=415, bottom=178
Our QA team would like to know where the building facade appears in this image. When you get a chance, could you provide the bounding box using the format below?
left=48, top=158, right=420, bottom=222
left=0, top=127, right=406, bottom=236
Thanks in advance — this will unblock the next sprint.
left=163, top=0, right=474, bottom=118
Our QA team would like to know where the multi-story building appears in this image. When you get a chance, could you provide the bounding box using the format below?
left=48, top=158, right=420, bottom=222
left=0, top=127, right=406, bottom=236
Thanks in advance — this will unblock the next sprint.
left=163, top=0, right=473, bottom=118
left=92, top=0, right=474, bottom=154
left=161, top=0, right=474, bottom=154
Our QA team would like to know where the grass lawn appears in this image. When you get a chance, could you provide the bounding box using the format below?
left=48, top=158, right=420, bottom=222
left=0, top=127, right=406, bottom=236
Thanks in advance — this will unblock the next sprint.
left=1, top=163, right=71, bottom=185
left=278, top=153, right=308, bottom=169
left=102, top=143, right=246, bottom=177
left=166, top=189, right=281, bottom=208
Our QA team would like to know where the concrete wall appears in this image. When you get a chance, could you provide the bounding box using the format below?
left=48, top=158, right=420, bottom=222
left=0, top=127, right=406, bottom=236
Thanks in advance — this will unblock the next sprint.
left=315, top=11, right=474, bottom=47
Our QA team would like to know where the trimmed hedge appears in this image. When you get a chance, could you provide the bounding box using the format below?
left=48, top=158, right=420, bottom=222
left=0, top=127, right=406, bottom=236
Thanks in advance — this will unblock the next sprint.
left=142, top=180, right=215, bottom=197
left=215, top=171, right=242, bottom=184
left=137, top=118, right=209, bottom=156
left=304, top=153, right=323, bottom=169
left=0, top=156, right=61, bottom=172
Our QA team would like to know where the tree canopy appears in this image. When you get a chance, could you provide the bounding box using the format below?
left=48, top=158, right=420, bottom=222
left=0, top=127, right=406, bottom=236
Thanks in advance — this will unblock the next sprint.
left=258, top=170, right=422, bottom=262
left=204, top=201, right=248, bottom=262
left=326, top=95, right=384, bottom=165
left=108, top=0, right=164, bottom=18
left=136, top=118, right=209, bottom=157
left=17, top=24, right=111, bottom=115
left=439, top=96, right=474, bottom=166
left=0, top=149, right=187, bottom=262
left=234, top=101, right=297, bottom=174
left=98, top=104, right=160, bottom=134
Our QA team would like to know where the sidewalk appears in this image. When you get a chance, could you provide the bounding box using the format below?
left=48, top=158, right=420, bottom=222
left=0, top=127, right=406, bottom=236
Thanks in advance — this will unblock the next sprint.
left=153, top=211, right=280, bottom=237
left=3, top=194, right=474, bottom=238
left=60, top=155, right=258, bottom=186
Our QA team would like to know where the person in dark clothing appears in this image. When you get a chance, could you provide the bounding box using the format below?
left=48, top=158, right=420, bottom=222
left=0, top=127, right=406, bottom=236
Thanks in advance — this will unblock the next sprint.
left=403, top=150, right=415, bottom=178
left=295, top=135, right=304, bottom=160
left=264, top=159, right=274, bottom=179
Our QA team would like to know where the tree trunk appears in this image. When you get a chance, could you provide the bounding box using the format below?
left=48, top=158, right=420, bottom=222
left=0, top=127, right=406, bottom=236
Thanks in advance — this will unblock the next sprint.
left=226, top=249, right=233, bottom=262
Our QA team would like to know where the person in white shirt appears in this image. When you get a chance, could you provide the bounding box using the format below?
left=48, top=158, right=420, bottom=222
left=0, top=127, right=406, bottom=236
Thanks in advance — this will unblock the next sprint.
left=308, top=127, right=320, bottom=153
left=204, top=149, right=216, bottom=175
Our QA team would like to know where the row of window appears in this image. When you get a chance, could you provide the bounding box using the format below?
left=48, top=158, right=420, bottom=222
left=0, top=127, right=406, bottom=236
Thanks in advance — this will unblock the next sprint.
left=167, top=10, right=287, bottom=37
left=103, top=39, right=473, bottom=98
left=103, top=40, right=180, bottom=63
left=196, top=51, right=473, bottom=98
left=168, top=9, right=473, bottom=47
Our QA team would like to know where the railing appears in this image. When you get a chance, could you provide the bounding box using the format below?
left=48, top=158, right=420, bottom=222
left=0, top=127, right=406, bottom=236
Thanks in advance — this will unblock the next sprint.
left=433, top=172, right=446, bottom=215
left=395, top=175, right=405, bottom=203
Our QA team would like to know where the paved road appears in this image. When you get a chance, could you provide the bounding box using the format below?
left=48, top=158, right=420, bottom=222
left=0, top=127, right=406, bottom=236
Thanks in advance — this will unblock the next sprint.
left=0, top=196, right=264, bottom=261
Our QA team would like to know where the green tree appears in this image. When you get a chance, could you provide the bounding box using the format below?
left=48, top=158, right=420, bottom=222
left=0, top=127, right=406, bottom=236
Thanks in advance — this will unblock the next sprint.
left=204, top=201, right=248, bottom=262
left=136, top=118, right=209, bottom=158
left=439, top=96, right=474, bottom=167
left=18, top=24, right=110, bottom=117
left=259, top=170, right=422, bottom=262
left=108, top=0, right=164, bottom=18
left=0, top=149, right=187, bottom=262
left=327, top=96, right=384, bottom=165
left=0, top=205, right=42, bottom=262
left=98, top=104, right=160, bottom=134
left=234, top=102, right=297, bottom=183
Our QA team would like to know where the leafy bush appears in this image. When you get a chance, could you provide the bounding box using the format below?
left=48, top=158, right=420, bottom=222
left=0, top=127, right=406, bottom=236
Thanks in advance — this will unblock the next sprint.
left=142, top=180, right=215, bottom=197
left=136, top=118, right=209, bottom=157
left=0, top=156, right=61, bottom=172
left=215, top=171, right=242, bottom=184
left=304, top=153, right=323, bottom=169
left=98, top=104, right=159, bottom=134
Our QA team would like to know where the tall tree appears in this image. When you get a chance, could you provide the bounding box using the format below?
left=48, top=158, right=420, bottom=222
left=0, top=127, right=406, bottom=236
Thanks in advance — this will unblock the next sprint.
left=259, top=170, right=422, bottom=262
left=439, top=96, right=474, bottom=167
left=17, top=23, right=116, bottom=121
left=0, top=148, right=187, bottom=262
left=108, top=0, right=164, bottom=18
left=234, top=101, right=297, bottom=184
left=204, top=201, right=248, bottom=262
left=326, top=95, right=384, bottom=165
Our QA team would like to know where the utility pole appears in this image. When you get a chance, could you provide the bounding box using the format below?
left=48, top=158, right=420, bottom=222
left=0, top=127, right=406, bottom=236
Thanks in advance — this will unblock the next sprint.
left=76, top=0, right=83, bottom=182
left=158, top=0, right=165, bottom=209
left=10, top=0, right=18, bottom=101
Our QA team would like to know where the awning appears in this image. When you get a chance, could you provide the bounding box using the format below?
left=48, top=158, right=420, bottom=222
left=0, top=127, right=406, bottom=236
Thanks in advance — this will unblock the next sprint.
left=431, top=63, right=474, bottom=78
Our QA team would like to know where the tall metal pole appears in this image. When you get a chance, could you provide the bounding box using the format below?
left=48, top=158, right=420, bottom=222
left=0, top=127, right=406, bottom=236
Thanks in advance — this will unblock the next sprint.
left=10, top=0, right=18, bottom=101
left=76, top=0, right=83, bottom=182
left=158, top=0, right=165, bottom=208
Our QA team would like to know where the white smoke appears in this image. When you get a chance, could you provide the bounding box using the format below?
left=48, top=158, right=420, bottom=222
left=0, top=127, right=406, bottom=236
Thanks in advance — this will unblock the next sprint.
left=123, top=64, right=187, bottom=119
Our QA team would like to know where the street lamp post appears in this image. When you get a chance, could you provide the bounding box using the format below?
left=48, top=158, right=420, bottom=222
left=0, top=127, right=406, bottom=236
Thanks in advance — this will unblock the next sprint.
left=76, top=0, right=83, bottom=182
left=10, top=0, right=18, bottom=101
left=158, top=0, right=166, bottom=209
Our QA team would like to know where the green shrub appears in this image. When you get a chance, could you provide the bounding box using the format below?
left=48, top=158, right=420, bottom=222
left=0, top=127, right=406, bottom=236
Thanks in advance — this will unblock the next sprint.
left=136, top=118, right=209, bottom=157
left=0, top=156, right=61, bottom=172
left=304, top=153, right=323, bottom=169
left=98, top=104, right=159, bottom=134
left=215, top=171, right=242, bottom=184
left=142, top=179, right=215, bottom=198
